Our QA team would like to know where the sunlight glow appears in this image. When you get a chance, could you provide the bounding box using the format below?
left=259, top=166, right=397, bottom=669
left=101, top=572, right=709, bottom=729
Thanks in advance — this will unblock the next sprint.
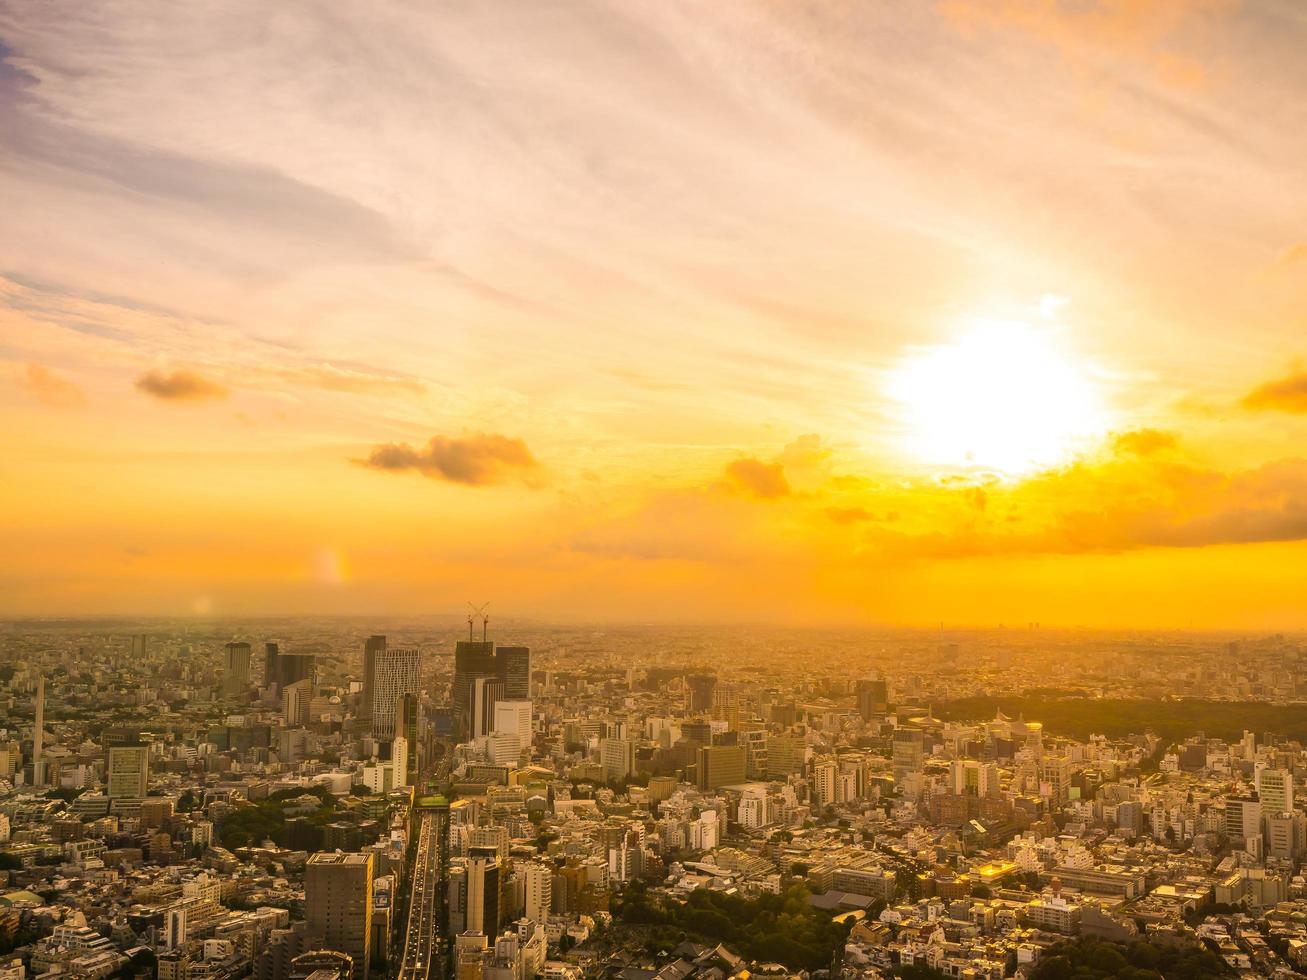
left=888, top=318, right=1107, bottom=476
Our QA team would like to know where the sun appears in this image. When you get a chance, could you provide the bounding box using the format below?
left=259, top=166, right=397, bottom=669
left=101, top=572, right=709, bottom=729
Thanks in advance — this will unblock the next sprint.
left=887, top=318, right=1107, bottom=476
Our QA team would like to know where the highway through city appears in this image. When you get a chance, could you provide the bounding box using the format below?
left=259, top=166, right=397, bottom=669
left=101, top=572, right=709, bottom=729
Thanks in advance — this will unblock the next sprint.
left=397, top=808, right=443, bottom=980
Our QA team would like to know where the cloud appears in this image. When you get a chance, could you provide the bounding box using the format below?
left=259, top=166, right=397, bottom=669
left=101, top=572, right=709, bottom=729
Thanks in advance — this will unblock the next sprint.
left=1112, top=428, right=1179, bottom=456
left=1243, top=370, right=1307, bottom=414
left=724, top=458, right=790, bottom=499
left=20, top=363, right=84, bottom=408
left=134, top=368, right=229, bottom=401
left=359, top=433, right=539, bottom=486
left=936, top=0, right=1235, bottom=89
left=285, top=363, right=426, bottom=396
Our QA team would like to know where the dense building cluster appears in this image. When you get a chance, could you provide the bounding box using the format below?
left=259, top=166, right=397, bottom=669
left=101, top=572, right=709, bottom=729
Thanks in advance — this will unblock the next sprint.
left=2, top=621, right=1306, bottom=980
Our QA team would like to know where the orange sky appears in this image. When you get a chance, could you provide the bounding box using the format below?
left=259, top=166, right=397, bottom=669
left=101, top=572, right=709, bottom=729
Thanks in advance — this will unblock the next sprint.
left=2, top=1, right=1307, bottom=626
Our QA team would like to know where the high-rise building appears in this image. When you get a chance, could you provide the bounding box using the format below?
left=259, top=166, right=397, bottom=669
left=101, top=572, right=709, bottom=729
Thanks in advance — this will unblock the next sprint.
left=131, top=634, right=148, bottom=659
left=686, top=674, right=717, bottom=713
left=31, top=677, right=45, bottom=787
left=163, top=906, right=187, bottom=951
left=522, top=862, right=552, bottom=926
left=305, top=852, right=373, bottom=980
left=223, top=642, right=252, bottom=699
left=107, top=745, right=149, bottom=799
left=1257, top=767, right=1294, bottom=816
left=465, top=846, right=502, bottom=936
left=892, top=728, right=925, bottom=782
left=856, top=678, right=889, bottom=720
left=600, top=738, right=636, bottom=784
left=361, top=635, right=387, bottom=723
left=370, top=647, right=420, bottom=739
left=265, top=642, right=280, bottom=688
left=470, top=676, right=503, bottom=740
left=454, top=641, right=497, bottom=741
left=496, top=647, right=531, bottom=701
left=696, top=744, right=746, bottom=791
left=810, top=757, right=837, bottom=808
left=453, top=640, right=532, bottom=742
left=493, top=700, right=532, bottom=755
left=283, top=679, right=313, bottom=727
left=766, top=732, right=807, bottom=778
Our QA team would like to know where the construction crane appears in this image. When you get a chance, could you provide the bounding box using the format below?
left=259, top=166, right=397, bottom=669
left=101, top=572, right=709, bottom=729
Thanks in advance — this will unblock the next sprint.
left=466, top=601, right=490, bottom=642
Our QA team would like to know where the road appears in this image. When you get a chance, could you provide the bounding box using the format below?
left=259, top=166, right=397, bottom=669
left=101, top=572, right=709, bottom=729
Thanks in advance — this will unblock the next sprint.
left=397, top=808, right=444, bottom=980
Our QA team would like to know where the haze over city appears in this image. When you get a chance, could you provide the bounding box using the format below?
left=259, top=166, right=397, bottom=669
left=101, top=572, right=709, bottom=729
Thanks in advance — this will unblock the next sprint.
left=4, top=1, right=1307, bottom=626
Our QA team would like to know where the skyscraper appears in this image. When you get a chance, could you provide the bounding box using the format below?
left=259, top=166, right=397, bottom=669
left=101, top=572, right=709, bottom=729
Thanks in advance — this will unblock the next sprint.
left=370, top=647, right=420, bottom=739
left=265, top=642, right=280, bottom=688
left=454, top=640, right=496, bottom=742
left=223, top=642, right=252, bottom=699
left=495, top=646, right=531, bottom=701
left=470, top=676, right=504, bottom=740
left=522, top=862, right=552, bottom=926
left=361, top=635, right=387, bottom=724
left=305, top=852, right=373, bottom=980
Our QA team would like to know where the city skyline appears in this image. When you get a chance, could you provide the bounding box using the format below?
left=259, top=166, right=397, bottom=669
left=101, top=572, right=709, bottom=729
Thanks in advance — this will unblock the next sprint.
left=3, top=2, right=1307, bottom=628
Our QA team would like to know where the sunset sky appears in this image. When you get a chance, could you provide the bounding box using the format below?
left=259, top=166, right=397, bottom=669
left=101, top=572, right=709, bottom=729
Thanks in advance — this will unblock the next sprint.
left=3, top=1, right=1307, bottom=626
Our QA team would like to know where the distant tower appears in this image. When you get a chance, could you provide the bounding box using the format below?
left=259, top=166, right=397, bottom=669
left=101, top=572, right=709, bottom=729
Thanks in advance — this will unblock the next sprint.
left=222, top=642, right=252, bottom=699
left=32, top=676, right=45, bottom=786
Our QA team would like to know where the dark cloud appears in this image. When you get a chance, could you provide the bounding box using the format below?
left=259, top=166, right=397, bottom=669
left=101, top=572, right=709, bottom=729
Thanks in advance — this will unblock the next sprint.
left=1113, top=428, right=1178, bottom=456
left=134, top=368, right=228, bottom=401
left=359, top=433, right=539, bottom=486
left=724, top=458, right=790, bottom=499
left=1243, top=370, right=1307, bottom=414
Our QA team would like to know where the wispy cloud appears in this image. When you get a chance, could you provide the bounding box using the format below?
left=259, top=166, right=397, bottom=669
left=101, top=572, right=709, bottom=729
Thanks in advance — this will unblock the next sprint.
left=19, top=362, right=85, bottom=409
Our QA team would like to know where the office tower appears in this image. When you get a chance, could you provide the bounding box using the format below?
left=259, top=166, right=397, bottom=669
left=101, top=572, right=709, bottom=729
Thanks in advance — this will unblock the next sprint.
left=600, top=738, right=636, bottom=784
left=522, top=862, right=552, bottom=925
left=496, top=646, right=531, bottom=701
left=395, top=692, right=421, bottom=775
left=494, top=700, right=532, bottom=755
left=766, top=732, right=807, bottom=778
left=107, top=745, right=150, bottom=798
left=892, top=728, right=925, bottom=782
left=454, top=641, right=497, bottom=741
left=31, top=677, right=44, bottom=787
left=223, top=642, right=252, bottom=699
left=305, top=852, right=373, bottom=980
left=466, top=846, right=502, bottom=936
left=470, top=676, right=503, bottom=740
left=370, top=647, right=420, bottom=739
left=686, top=674, right=717, bottom=712
left=1257, top=767, right=1294, bottom=815
left=696, top=744, right=746, bottom=791
left=265, top=642, right=280, bottom=688
left=283, top=679, right=312, bottom=727
left=390, top=736, right=409, bottom=789
left=361, top=635, right=387, bottom=723
left=856, top=678, right=889, bottom=720
left=131, top=634, right=148, bottom=659
left=276, top=653, right=317, bottom=691
left=163, top=905, right=187, bottom=951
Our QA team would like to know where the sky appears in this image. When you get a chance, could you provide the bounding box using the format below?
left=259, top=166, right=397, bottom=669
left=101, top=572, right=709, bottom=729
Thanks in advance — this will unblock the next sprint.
left=2, top=0, right=1307, bottom=627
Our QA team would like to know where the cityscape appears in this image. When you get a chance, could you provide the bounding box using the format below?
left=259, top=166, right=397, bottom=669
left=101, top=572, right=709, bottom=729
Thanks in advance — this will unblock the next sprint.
left=4, top=2, right=1307, bottom=980
left=3, top=620, right=1307, bottom=980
